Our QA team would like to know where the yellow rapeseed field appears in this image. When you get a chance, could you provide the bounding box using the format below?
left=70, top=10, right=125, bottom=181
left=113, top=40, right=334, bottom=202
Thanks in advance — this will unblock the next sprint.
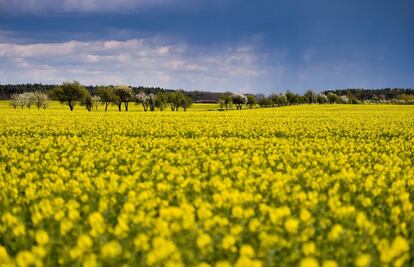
left=0, top=104, right=413, bottom=267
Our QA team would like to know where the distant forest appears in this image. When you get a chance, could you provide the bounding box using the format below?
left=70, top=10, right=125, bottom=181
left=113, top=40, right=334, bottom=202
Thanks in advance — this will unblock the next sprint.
left=0, top=83, right=413, bottom=103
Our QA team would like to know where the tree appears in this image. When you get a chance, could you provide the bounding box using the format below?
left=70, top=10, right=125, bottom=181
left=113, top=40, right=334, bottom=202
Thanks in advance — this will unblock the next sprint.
left=96, top=86, right=115, bottom=111
left=277, top=94, right=288, bottom=106
left=317, top=94, right=328, bottom=104
left=219, top=92, right=233, bottom=110
left=338, top=95, right=349, bottom=104
left=10, top=94, right=19, bottom=109
left=91, top=96, right=101, bottom=110
left=270, top=93, right=288, bottom=107
left=51, top=81, right=89, bottom=111
left=167, top=92, right=180, bottom=111
left=231, top=93, right=247, bottom=110
left=33, top=92, right=48, bottom=110
left=304, top=90, right=317, bottom=104
left=178, top=92, right=193, bottom=111
left=136, top=91, right=149, bottom=111
left=113, top=86, right=133, bottom=111
left=246, top=95, right=256, bottom=109
left=112, top=95, right=122, bottom=111
left=147, top=94, right=156, bottom=111
left=327, top=92, right=338, bottom=104
left=285, top=90, right=300, bottom=105
left=23, top=92, right=36, bottom=109
left=256, top=95, right=272, bottom=107
left=16, top=93, right=28, bottom=109
left=82, top=95, right=93, bottom=111
left=155, top=92, right=168, bottom=111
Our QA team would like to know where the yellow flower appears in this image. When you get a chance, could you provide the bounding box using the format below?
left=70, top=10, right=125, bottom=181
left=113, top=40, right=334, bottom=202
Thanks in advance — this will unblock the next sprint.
left=322, top=260, right=338, bottom=267
left=83, top=253, right=97, bottom=267
left=299, top=257, right=319, bottom=267
left=197, top=233, right=212, bottom=249
left=16, top=251, right=35, bottom=267
left=216, top=261, right=232, bottom=267
left=0, top=246, right=10, bottom=263
left=328, top=224, right=343, bottom=241
left=239, top=245, right=255, bottom=258
left=284, top=218, right=299, bottom=234
left=88, top=212, right=105, bottom=237
left=302, top=242, right=316, bottom=256
left=77, top=235, right=93, bottom=251
left=221, top=235, right=236, bottom=250
left=35, top=230, right=49, bottom=245
left=355, top=254, right=371, bottom=267
left=390, top=236, right=409, bottom=257
left=101, top=241, right=122, bottom=259
left=134, top=234, right=150, bottom=252
left=300, top=209, right=312, bottom=222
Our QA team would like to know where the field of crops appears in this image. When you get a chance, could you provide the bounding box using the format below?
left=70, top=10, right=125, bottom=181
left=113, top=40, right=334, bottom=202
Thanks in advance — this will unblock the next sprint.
left=0, top=104, right=413, bottom=267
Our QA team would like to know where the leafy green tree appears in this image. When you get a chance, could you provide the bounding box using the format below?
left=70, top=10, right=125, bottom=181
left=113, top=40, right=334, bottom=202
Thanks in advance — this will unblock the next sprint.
left=327, top=92, right=338, bottom=104
left=155, top=92, right=169, bottom=111
left=113, top=86, right=133, bottom=111
left=179, top=92, right=193, bottom=111
left=231, top=94, right=247, bottom=110
left=219, top=92, right=233, bottom=110
left=167, top=92, right=180, bottom=111
left=256, top=95, right=272, bottom=107
left=285, top=90, right=302, bottom=105
left=51, top=81, right=89, bottom=111
left=304, top=90, right=317, bottom=104
left=82, top=95, right=93, bottom=111
left=247, top=95, right=256, bottom=109
left=317, top=94, right=328, bottom=104
left=96, top=86, right=115, bottom=111
left=147, top=94, right=156, bottom=111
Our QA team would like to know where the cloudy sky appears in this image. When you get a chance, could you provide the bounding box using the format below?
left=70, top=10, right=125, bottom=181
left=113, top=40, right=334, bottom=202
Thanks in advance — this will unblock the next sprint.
left=0, top=0, right=413, bottom=93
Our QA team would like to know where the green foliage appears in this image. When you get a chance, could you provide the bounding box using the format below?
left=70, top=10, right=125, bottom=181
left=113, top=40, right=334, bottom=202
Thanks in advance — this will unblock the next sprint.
left=51, top=81, right=89, bottom=111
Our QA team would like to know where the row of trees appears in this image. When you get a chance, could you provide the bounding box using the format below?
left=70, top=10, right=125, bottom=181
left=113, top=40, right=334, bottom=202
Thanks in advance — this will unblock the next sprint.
left=9, top=84, right=414, bottom=111
left=256, top=91, right=359, bottom=107
left=3, top=84, right=414, bottom=103
left=10, top=92, right=49, bottom=110
left=96, top=85, right=193, bottom=112
left=218, top=90, right=358, bottom=110
left=49, top=81, right=193, bottom=111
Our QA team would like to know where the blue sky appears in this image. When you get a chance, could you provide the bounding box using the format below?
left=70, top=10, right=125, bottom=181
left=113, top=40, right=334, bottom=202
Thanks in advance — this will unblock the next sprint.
left=0, top=0, right=413, bottom=94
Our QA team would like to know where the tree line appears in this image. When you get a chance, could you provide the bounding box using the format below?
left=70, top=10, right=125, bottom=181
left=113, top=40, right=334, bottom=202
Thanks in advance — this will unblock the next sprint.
left=2, top=83, right=413, bottom=103
left=0, top=83, right=221, bottom=103
left=10, top=81, right=193, bottom=111
left=5, top=83, right=414, bottom=111
left=218, top=88, right=414, bottom=110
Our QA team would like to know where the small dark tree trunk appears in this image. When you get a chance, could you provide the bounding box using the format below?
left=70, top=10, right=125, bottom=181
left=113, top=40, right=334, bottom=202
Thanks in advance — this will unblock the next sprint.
left=124, top=102, right=129, bottom=111
left=105, top=102, right=109, bottom=111
left=117, top=103, right=122, bottom=111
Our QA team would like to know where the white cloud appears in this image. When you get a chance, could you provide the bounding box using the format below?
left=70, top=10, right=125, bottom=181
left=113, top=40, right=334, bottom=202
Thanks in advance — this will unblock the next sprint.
left=0, top=0, right=176, bottom=13
left=0, top=38, right=273, bottom=92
